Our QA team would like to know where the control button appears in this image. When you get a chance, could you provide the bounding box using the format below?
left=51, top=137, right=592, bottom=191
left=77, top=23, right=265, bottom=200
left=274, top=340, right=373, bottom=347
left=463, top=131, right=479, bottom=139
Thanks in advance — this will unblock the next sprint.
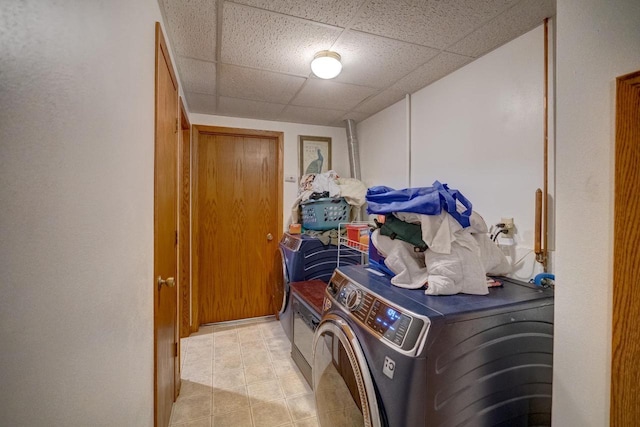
left=345, top=288, right=364, bottom=312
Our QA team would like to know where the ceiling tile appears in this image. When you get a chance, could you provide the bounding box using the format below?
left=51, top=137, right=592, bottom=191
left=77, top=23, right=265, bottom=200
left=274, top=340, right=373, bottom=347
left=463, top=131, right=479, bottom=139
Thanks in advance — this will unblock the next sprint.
left=447, top=0, right=556, bottom=57
left=351, top=0, right=517, bottom=49
left=177, top=57, right=216, bottom=95
left=291, top=79, right=378, bottom=111
left=218, top=64, right=305, bottom=104
left=217, top=96, right=286, bottom=121
left=352, top=88, right=406, bottom=114
left=229, top=0, right=367, bottom=27
left=391, top=52, right=474, bottom=94
left=278, top=105, right=346, bottom=126
left=332, top=31, right=439, bottom=88
left=220, top=2, right=342, bottom=76
left=186, top=92, right=217, bottom=114
left=160, top=0, right=217, bottom=61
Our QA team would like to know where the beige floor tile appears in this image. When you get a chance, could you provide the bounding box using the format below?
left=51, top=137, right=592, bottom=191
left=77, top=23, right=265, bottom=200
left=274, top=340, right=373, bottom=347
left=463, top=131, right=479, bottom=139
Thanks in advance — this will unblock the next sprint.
left=183, top=352, right=213, bottom=370
left=241, top=340, right=268, bottom=354
left=214, top=343, right=242, bottom=360
left=179, top=378, right=213, bottom=398
left=170, top=393, right=212, bottom=425
left=211, top=324, right=237, bottom=334
left=272, top=357, right=297, bottom=377
left=212, top=386, right=250, bottom=416
left=242, top=349, right=272, bottom=367
left=266, top=335, right=290, bottom=351
left=189, top=335, right=214, bottom=347
left=247, top=379, right=285, bottom=406
left=238, top=327, right=263, bottom=343
left=214, top=355, right=243, bottom=371
left=251, top=399, right=293, bottom=427
left=244, top=363, right=277, bottom=384
left=212, top=367, right=246, bottom=389
left=294, top=417, right=319, bottom=427
left=187, top=345, right=213, bottom=360
left=181, top=369, right=212, bottom=386
left=214, top=332, right=239, bottom=347
left=260, top=322, right=287, bottom=339
left=278, top=371, right=311, bottom=398
left=182, top=362, right=213, bottom=379
left=286, top=393, right=316, bottom=421
left=268, top=348, right=291, bottom=362
left=212, top=408, right=253, bottom=427
left=171, top=415, right=211, bottom=427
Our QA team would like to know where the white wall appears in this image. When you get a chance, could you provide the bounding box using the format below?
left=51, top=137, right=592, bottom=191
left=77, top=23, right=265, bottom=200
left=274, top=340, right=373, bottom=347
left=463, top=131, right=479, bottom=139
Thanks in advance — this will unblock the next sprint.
left=0, top=1, right=169, bottom=425
left=553, top=1, right=640, bottom=425
left=358, top=25, right=551, bottom=280
left=189, top=113, right=349, bottom=227
left=357, top=96, right=410, bottom=189
left=411, top=26, right=548, bottom=246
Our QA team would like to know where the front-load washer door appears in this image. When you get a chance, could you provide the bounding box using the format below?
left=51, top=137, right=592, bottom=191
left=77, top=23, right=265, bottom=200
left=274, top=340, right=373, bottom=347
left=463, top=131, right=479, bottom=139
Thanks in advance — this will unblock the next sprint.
left=278, top=247, right=290, bottom=315
left=313, top=314, right=381, bottom=427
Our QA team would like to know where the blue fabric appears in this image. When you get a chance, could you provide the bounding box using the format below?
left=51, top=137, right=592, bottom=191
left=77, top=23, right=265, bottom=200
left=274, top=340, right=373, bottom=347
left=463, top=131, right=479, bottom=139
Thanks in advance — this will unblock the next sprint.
left=366, top=181, right=473, bottom=228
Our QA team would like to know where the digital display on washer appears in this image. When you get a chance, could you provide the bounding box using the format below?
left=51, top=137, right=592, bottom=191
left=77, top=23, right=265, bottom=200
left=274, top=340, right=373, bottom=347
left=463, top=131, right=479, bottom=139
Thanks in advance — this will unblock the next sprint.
left=367, top=300, right=412, bottom=346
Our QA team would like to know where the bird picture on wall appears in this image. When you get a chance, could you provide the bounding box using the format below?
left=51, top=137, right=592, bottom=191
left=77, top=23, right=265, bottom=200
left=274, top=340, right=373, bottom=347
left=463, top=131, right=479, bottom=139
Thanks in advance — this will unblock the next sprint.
left=299, top=135, right=331, bottom=177
left=306, top=149, right=323, bottom=174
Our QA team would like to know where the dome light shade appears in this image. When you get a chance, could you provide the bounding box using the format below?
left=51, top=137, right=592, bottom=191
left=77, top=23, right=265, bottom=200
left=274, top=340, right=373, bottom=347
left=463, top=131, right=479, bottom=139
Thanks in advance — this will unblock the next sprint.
left=311, top=51, right=342, bottom=79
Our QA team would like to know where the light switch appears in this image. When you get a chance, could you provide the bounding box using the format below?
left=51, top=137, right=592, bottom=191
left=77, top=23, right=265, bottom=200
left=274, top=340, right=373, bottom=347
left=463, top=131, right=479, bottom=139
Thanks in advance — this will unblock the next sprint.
left=285, top=175, right=297, bottom=183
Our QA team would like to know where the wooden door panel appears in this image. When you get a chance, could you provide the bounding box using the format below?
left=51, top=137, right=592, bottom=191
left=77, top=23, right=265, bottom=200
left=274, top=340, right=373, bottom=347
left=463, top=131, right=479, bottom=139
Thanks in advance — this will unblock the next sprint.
left=154, top=23, right=178, bottom=427
left=611, top=70, right=640, bottom=425
left=194, top=127, right=282, bottom=325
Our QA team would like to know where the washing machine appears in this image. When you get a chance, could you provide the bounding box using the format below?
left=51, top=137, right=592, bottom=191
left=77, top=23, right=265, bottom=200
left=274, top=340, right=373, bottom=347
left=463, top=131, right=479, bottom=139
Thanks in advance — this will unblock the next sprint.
left=278, top=233, right=361, bottom=340
left=313, top=264, right=554, bottom=427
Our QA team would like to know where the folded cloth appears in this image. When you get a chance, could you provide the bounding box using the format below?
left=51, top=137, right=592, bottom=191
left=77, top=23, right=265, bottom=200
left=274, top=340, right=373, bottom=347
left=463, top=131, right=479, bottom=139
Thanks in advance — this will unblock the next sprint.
left=336, top=177, right=367, bottom=207
left=371, top=230, right=428, bottom=289
left=311, top=170, right=340, bottom=197
left=303, top=228, right=340, bottom=246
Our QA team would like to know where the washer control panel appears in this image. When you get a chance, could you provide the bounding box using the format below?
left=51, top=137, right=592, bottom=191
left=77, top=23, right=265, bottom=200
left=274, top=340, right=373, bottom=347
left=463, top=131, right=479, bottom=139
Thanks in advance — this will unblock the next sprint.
left=327, top=271, right=428, bottom=354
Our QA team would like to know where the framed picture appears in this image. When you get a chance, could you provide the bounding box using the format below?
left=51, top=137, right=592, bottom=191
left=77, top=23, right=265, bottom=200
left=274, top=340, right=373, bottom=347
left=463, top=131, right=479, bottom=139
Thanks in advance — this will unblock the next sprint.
left=299, top=135, right=331, bottom=176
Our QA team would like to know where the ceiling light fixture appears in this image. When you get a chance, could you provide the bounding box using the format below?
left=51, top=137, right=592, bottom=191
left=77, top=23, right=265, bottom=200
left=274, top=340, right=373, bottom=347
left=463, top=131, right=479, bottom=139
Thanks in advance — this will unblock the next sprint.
left=311, top=50, right=342, bottom=79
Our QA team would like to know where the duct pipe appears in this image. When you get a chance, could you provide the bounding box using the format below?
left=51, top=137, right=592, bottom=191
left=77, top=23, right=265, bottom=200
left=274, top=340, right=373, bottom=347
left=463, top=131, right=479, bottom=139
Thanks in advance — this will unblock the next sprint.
left=345, top=119, right=364, bottom=220
left=345, top=119, right=361, bottom=180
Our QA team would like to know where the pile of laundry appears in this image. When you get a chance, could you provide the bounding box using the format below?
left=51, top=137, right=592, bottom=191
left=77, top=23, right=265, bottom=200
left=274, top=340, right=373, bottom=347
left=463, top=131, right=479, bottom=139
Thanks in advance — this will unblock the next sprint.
left=367, top=181, right=511, bottom=296
left=291, top=170, right=367, bottom=226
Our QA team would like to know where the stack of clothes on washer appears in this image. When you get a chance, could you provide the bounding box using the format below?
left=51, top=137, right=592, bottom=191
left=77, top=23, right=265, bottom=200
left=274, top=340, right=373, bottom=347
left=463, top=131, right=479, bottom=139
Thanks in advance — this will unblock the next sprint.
left=367, top=181, right=511, bottom=296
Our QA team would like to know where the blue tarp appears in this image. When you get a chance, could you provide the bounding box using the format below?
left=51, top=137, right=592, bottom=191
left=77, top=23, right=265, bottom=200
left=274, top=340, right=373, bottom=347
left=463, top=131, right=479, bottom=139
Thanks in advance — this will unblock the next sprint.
left=366, top=180, right=473, bottom=227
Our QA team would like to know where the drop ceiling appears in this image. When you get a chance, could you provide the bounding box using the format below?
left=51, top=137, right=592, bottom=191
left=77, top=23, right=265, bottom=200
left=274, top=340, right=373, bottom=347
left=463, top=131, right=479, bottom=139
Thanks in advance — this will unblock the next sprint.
left=158, top=0, right=555, bottom=127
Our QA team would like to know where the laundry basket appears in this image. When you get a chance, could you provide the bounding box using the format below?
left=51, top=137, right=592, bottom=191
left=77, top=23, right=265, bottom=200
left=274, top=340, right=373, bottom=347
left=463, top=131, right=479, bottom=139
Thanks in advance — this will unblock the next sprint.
left=300, top=198, right=349, bottom=231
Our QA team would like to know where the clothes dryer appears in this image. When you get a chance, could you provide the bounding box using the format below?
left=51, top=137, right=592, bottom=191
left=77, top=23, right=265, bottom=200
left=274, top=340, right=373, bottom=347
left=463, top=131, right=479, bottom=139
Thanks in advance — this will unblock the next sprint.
left=278, top=233, right=360, bottom=340
left=313, top=265, right=554, bottom=427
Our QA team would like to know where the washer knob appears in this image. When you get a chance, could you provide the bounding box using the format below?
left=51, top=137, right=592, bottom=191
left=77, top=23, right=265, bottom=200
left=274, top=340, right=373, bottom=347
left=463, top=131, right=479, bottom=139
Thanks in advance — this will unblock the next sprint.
left=345, top=288, right=364, bottom=312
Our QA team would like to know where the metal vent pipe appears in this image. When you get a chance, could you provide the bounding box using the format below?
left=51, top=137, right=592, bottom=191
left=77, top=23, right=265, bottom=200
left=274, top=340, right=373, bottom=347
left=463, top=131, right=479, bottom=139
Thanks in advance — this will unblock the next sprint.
left=345, top=119, right=361, bottom=180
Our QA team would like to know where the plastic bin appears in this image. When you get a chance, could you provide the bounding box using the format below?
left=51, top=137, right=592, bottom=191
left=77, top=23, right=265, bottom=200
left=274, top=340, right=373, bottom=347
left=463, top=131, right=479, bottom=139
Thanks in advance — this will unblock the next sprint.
left=300, top=198, right=349, bottom=231
left=346, top=224, right=370, bottom=250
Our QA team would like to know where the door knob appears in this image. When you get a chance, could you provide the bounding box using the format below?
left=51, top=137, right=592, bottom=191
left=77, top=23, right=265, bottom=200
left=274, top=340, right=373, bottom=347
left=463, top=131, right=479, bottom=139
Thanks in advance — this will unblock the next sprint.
left=157, top=276, right=175, bottom=290
left=267, top=233, right=273, bottom=241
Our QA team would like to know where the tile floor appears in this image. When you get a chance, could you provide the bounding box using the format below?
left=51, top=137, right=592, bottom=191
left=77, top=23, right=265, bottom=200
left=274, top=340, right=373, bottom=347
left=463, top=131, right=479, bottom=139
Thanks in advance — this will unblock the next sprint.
left=170, top=317, right=318, bottom=427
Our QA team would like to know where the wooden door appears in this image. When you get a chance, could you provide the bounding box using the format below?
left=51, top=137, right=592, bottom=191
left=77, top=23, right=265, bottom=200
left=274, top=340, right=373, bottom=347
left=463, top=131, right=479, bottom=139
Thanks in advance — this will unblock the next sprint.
left=178, top=98, right=191, bottom=338
left=192, top=126, right=283, bottom=326
left=154, top=23, right=179, bottom=427
left=611, top=69, right=640, bottom=426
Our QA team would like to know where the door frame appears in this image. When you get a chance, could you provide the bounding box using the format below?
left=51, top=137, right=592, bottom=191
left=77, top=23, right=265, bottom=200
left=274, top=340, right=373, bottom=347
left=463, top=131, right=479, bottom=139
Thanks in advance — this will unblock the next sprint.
left=178, top=97, right=192, bottom=338
left=191, top=125, right=283, bottom=330
left=611, top=69, right=640, bottom=425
